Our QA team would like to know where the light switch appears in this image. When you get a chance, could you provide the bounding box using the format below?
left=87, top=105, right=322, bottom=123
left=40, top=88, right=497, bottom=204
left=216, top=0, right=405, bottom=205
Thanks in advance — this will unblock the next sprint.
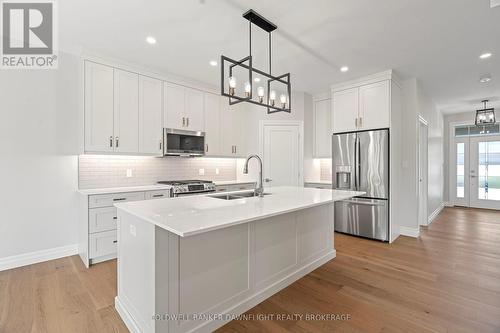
left=199, top=168, right=205, bottom=176
left=126, top=169, right=133, bottom=178
left=215, top=168, right=220, bottom=175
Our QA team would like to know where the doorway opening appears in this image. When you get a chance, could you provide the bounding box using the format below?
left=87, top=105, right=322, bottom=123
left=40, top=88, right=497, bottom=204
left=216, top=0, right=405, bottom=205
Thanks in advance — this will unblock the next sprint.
left=450, top=123, right=500, bottom=209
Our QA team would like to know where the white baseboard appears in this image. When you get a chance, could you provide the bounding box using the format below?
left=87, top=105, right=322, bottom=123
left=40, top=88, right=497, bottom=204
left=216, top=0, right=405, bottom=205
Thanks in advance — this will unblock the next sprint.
left=399, top=226, right=420, bottom=238
left=115, top=296, right=142, bottom=333
left=428, top=203, right=445, bottom=225
left=0, top=244, right=79, bottom=272
left=443, top=202, right=454, bottom=207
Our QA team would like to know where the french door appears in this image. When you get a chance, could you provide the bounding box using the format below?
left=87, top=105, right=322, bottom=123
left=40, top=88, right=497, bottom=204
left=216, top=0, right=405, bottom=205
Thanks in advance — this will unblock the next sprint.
left=453, top=134, right=500, bottom=209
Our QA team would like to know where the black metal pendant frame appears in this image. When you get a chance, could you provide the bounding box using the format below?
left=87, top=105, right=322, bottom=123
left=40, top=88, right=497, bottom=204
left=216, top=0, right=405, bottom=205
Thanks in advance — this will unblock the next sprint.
left=220, top=9, right=291, bottom=114
left=475, top=100, right=496, bottom=126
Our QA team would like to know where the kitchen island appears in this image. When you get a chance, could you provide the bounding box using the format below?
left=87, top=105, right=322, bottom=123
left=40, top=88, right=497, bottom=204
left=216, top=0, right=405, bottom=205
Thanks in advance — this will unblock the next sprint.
left=114, top=186, right=363, bottom=333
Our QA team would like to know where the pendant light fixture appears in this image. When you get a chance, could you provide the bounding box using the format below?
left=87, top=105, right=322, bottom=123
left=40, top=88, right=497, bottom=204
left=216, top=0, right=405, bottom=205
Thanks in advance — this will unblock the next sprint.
left=220, top=9, right=291, bottom=113
left=475, top=100, right=496, bottom=125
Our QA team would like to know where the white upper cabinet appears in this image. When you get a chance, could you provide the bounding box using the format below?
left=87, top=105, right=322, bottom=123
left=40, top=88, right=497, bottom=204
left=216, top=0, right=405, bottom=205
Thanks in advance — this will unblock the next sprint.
left=220, top=103, right=246, bottom=157
left=164, top=82, right=185, bottom=130
left=164, top=83, right=205, bottom=132
left=84, top=61, right=114, bottom=152
left=313, top=98, right=332, bottom=157
left=139, top=76, right=163, bottom=154
left=333, top=88, right=359, bottom=133
left=185, top=87, right=204, bottom=132
left=358, top=80, right=390, bottom=130
left=332, top=79, right=391, bottom=133
left=203, top=93, right=222, bottom=156
left=113, top=69, right=139, bottom=153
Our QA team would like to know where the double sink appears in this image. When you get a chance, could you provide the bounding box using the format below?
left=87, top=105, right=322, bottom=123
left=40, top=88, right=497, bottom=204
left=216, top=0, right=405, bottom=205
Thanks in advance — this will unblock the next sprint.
left=209, top=191, right=270, bottom=201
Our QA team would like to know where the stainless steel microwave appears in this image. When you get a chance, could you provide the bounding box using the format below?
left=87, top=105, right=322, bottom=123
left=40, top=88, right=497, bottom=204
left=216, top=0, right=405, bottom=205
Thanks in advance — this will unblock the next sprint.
left=162, top=128, right=205, bottom=157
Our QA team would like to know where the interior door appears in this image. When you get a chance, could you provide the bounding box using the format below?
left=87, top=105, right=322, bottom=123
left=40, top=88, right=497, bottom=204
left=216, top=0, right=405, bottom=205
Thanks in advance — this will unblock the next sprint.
left=469, top=135, right=500, bottom=209
left=262, top=124, right=301, bottom=186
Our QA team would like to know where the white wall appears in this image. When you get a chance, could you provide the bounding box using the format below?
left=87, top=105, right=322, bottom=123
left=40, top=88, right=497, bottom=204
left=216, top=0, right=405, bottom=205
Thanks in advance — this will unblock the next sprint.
left=400, top=78, right=444, bottom=231
left=0, top=52, right=80, bottom=259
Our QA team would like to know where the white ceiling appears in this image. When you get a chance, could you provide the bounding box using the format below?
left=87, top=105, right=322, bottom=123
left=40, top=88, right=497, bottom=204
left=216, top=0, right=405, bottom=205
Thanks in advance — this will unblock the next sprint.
left=59, top=0, right=500, bottom=114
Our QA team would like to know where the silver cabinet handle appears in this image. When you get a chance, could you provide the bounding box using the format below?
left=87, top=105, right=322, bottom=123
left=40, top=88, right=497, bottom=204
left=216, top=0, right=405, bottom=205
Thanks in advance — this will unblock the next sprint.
left=159, top=140, right=162, bottom=151
left=359, top=117, right=363, bottom=127
left=265, top=178, right=273, bottom=183
left=113, top=198, right=126, bottom=201
left=152, top=194, right=164, bottom=198
left=205, top=144, right=208, bottom=152
left=234, top=145, right=237, bottom=154
left=182, top=117, right=185, bottom=127
left=109, top=136, right=113, bottom=148
left=186, top=117, right=189, bottom=127
left=355, top=118, right=358, bottom=128
left=115, top=136, right=119, bottom=148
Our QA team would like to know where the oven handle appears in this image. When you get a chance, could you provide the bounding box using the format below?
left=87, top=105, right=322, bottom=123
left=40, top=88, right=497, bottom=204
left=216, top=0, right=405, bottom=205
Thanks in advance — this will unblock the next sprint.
left=174, top=190, right=216, bottom=197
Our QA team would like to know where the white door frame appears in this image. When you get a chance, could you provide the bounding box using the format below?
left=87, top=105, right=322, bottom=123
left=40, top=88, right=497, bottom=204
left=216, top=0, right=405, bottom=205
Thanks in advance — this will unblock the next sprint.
left=259, top=120, right=304, bottom=186
left=417, top=115, right=429, bottom=226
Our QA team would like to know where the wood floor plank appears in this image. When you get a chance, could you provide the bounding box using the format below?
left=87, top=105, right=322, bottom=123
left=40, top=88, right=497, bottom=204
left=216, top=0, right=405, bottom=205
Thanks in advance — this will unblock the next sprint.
left=0, top=207, right=499, bottom=332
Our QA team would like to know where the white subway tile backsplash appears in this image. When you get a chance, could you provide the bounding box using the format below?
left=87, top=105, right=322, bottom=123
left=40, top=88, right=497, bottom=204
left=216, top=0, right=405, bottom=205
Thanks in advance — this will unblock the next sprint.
left=320, top=159, right=332, bottom=182
left=78, top=155, right=237, bottom=189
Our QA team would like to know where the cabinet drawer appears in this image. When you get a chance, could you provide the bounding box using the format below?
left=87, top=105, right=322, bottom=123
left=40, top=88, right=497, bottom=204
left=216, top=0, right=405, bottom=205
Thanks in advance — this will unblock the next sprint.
left=89, top=207, right=117, bottom=233
left=89, top=191, right=145, bottom=208
left=89, top=230, right=117, bottom=259
left=145, top=190, right=170, bottom=200
left=230, top=183, right=255, bottom=191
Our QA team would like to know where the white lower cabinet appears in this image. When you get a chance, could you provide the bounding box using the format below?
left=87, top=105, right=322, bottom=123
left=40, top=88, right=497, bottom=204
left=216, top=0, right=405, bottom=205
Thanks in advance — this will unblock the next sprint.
left=80, top=189, right=170, bottom=267
left=89, top=230, right=118, bottom=259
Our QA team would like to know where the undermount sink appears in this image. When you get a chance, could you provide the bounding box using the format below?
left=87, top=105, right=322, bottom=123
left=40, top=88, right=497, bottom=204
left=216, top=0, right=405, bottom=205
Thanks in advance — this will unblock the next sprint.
left=209, top=191, right=270, bottom=200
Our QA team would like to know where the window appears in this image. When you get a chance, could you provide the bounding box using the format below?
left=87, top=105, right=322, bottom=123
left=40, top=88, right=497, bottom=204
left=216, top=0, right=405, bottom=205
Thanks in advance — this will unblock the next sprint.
left=455, top=124, right=500, bottom=137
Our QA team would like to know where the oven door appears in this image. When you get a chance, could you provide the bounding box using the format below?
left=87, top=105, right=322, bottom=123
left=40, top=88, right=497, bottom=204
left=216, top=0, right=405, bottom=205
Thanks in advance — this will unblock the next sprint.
left=163, top=128, right=205, bottom=156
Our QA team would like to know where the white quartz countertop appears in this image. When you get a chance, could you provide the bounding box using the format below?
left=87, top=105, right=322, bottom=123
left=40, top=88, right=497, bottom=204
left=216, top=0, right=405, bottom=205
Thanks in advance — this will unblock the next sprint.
left=115, top=186, right=364, bottom=237
left=213, top=180, right=256, bottom=186
left=304, top=180, right=332, bottom=185
left=78, top=184, right=171, bottom=195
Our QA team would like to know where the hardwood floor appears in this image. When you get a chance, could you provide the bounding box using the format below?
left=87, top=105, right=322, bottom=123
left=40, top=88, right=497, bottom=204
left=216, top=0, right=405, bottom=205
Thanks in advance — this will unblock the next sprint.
left=1, top=207, right=500, bottom=333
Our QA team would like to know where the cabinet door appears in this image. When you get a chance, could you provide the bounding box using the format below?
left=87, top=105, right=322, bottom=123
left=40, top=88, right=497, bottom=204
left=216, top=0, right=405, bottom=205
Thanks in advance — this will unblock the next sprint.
left=314, top=99, right=332, bottom=157
left=139, top=76, right=163, bottom=154
left=359, top=80, right=390, bottom=130
left=185, top=87, right=204, bottom=132
left=232, top=103, right=247, bottom=157
left=164, top=82, right=185, bottom=129
left=114, top=69, right=139, bottom=153
left=84, top=61, right=114, bottom=152
left=203, top=93, right=221, bottom=156
left=220, top=101, right=235, bottom=156
left=333, top=88, right=359, bottom=133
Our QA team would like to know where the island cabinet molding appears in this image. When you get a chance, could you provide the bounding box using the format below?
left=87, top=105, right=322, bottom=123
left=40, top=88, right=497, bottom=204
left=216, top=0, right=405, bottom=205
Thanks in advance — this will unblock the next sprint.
left=114, top=187, right=364, bottom=333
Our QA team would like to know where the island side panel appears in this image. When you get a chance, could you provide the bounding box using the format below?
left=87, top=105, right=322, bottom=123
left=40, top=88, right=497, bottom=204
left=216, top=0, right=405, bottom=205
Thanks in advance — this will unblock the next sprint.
left=116, top=210, right=156, bottom=333
left=166, top=203, right=336, bottom=333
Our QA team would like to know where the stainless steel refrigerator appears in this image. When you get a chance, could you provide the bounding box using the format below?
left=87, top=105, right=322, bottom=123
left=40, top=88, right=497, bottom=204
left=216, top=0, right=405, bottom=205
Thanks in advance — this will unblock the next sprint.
left=332, top=128, right=389, bottom=241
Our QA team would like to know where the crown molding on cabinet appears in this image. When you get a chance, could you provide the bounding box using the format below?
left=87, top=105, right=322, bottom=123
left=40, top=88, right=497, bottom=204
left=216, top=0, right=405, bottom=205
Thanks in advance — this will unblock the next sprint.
left=331, top=70, right=402, bottom=93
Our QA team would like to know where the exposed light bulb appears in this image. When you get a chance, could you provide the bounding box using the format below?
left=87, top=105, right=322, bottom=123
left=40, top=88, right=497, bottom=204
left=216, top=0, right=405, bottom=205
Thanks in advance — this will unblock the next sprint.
left=280, top=94, right=287, bottom=108
left=340, top=66, right=349, bottom=72
left=479, top=52, right=492, bottom=60
left=490, top=114, right=494, bottom=119
left=209, top=60, right=218, bottom=67
left=244, top=82, right=251, bottom=97
left=257, top=86, right=265, bottom=103
left=269, top=90, right=276, bottom=107
left=254, top=77, right=261, bottom=82
left=228, top=76, right=237, bottom=96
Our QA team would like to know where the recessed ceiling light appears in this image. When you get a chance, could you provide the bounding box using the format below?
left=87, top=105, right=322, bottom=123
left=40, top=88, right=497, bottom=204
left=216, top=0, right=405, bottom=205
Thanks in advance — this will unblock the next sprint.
left=209, top=60, right=218, bottom=67
left=146, top=36, right=157, bottom=45
left=340, top=66, right=349, bottom=72
left=254, top=77, right=261, bottom=82
left=479, top=52, right=492, bottom=60
left=479, top=74, right=492, bottom=83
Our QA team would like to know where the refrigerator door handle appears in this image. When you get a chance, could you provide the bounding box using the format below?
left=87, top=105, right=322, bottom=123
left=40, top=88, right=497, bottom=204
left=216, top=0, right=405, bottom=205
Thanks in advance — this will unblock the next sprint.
left=343, top=199, right=385, bottom=206
left=354, top=136, right=360, bottom=190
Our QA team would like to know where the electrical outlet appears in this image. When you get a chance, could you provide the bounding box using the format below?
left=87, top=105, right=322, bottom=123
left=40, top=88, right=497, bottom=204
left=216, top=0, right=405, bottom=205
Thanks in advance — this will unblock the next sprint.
left=199, top=168, right=205, bottom=176
left=215, top=168, right=220, bottom=175
left=130, top=224, right=136, bottom=237
left=126, top=169, right=133, bottom=178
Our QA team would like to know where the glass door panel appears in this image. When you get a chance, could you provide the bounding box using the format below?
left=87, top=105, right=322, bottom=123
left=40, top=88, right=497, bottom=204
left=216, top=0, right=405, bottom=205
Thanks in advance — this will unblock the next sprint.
left=470, top=136, right=500, bottom=209
left=452, top=138, right=469, bottom=206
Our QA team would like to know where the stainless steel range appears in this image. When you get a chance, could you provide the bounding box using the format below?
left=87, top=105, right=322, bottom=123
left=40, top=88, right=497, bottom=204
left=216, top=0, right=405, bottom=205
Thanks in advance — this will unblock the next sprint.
left=157, top=180, right=216, bottom=197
